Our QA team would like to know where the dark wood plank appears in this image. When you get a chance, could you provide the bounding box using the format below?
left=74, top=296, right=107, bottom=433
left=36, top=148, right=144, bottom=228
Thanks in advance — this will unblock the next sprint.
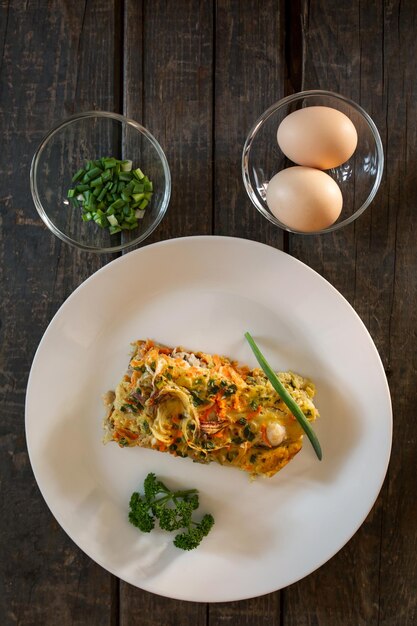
left=284, top=1, right=386, bottom=623
left=124, top=0, right=214, bottom=247
left=121, top=586, right=207, bottom=626
left=284, top=0, right=417, bottom=625
left=214, top=0, right=285, bottom=247
left=208, top=595, right=281, bottom=626
left=372, top=3, right=417, bottom=623
left=120, top=0, right=214, bottom=619
left=0, top=1, right=119, bottom=624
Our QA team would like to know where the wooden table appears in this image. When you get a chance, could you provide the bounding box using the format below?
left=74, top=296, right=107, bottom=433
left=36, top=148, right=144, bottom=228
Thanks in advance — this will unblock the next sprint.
left=1, top=1, right=416, bottom=624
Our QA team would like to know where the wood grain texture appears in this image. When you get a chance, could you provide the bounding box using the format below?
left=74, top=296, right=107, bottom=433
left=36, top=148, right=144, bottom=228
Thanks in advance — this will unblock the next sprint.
left=284, top=1, right=386, bottom=623
left=208, top=595, right=281, bottom=626
left=121, top=586, right=207, bottom=626
left=374, top=3, right=417, bottom=624
left=0, top=1, right=118, bottom=624
left=214, top=0, right=285, bottom=247
left=284, top=1, right=416, bottom=625
left=124, top=0, right=214, bottom=247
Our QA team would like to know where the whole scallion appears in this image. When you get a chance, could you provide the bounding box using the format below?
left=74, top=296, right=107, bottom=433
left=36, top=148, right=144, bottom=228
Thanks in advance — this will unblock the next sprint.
left=67, top=157, right=153, bottom=234
left=244, top=331, right=322, bottom=460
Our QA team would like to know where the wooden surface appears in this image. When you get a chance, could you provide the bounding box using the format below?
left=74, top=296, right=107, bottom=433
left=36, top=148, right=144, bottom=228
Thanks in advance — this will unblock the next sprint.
left=0, top=1, right=416, bottom=624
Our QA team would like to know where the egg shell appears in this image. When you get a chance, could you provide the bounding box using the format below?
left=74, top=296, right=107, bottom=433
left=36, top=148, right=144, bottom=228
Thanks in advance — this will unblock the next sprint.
left=266, top=166, right=343, bottom=232
left=277, top=106, right=358, bottom=170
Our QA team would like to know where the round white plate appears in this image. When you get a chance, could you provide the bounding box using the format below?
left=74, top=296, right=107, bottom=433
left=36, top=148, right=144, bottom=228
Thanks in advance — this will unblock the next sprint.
left=25, top=236, right=392, bottom=602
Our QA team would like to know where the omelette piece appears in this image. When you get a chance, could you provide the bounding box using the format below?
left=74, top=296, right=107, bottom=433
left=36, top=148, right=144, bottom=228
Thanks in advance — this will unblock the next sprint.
left=103, top=340, right=319, bottom=477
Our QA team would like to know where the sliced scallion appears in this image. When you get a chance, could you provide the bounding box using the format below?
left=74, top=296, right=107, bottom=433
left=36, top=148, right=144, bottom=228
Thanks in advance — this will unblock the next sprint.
left=66, top=157, right=153, bottom=235
left=71, top=168, right=85, bottom=183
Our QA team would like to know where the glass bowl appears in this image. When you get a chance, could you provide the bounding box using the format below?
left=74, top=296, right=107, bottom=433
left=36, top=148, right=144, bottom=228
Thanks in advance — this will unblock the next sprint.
left=30, top=111, right=171, bottom=253
left=242, top=90, right=384, bottom=234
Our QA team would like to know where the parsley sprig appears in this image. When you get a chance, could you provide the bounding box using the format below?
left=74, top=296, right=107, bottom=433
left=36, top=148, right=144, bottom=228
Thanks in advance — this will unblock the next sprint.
left=129, top=473, right=214, bottom=550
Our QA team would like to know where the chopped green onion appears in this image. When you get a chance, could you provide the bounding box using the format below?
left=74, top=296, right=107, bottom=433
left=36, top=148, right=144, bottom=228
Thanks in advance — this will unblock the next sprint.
left=110, top=198, right=125, bottom=210
left=71, top=168, right=85, bottom=183
left=97, top=187, right=107, bottom=202
left=121, top=160, right=132, bottom=171
left=108, top=214, right=119, bottom=227
left=86, top=167, right=101, bottom=179
left=90, top=176, right=103, bottom=187
left=66, top=157, right=153, bottom=235
left=133, top=167, right=144, bottom=180
left=101, top=168, right=112, bottom=182
left=244, top=332, right=322, bottom=460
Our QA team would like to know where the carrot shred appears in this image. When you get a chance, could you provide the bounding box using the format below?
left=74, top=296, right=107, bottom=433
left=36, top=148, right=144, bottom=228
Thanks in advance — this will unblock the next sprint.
left=232, top=394, right=241, bottom=411
left=260, top=424, right=272, bottom=448
left=130, top=370, right=141, bottom=386
left=157, top=347, right=172, bottom=354
left=117, top=428, right=139, bottom=440
left=213, top=355, right=222, bottom=370
left=246, top=406, right=262, bottom=420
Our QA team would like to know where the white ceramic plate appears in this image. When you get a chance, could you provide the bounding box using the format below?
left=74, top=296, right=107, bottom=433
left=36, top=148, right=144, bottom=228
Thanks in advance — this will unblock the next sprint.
left=25, top=236, right=392, bottom=602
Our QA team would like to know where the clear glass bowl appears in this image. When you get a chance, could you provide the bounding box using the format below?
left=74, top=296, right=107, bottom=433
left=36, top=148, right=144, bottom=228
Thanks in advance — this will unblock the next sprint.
left=242, top=90, right=384, bottom=234
left=30, top=111, right=171, bottom=253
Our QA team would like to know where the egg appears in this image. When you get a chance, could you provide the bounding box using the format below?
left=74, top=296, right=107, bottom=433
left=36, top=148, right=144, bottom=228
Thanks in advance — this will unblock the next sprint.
left=277, top=106, right=358, bottom=169
left=266, top=166, right=343, bottom=232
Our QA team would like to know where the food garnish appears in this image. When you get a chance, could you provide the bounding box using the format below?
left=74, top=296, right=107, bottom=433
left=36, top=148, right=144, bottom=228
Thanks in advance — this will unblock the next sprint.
left=244, top=332, right=322, bottom=460
left=129, top=472, right=214, bottom=550
left=103, top=339, right=319, bottom=477
left=67, top=157, right=153, bottom=234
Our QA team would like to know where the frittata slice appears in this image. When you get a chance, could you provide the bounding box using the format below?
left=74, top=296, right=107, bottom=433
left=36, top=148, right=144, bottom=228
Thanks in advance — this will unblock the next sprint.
left=103, top=340, right=319, bottom=477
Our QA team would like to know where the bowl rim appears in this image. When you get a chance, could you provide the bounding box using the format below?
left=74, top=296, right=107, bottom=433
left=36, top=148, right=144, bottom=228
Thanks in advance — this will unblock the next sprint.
left=241, top=89, right=385, bottom=235
left=30, top=110, right=171, bottom=253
